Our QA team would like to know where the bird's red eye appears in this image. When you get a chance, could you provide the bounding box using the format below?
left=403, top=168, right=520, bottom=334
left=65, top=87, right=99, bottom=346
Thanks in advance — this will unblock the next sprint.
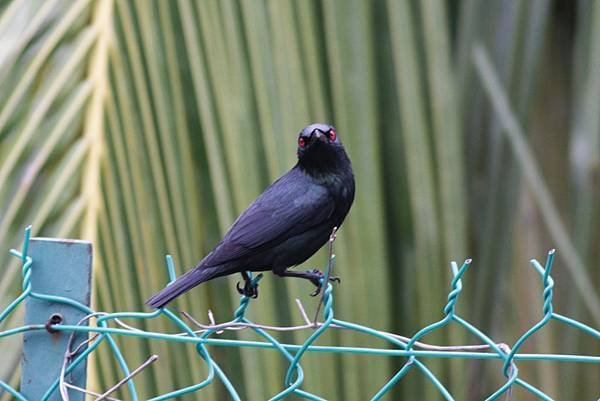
left=298, top=137, right=306, bottom=148
left=329, top=129, right=336, bottom=141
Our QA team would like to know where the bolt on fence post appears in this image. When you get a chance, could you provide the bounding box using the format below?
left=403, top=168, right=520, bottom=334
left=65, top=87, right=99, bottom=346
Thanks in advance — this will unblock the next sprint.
left=21, top=238, right=92, bottom=401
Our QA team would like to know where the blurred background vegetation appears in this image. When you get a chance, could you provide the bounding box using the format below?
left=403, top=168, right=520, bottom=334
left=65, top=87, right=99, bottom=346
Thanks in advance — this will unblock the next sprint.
left=0, top=0, right=598, bottom=400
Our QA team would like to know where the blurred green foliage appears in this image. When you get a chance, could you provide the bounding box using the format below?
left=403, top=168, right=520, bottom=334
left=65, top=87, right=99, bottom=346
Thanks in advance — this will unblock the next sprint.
left=0, top=0, right=598, bottom=400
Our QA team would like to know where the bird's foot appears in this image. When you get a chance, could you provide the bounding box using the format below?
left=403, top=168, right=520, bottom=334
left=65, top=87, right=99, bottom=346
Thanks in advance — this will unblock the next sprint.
left=307, top=269, right=341, bottom=297
left=236, top=280, right=259, bottom=298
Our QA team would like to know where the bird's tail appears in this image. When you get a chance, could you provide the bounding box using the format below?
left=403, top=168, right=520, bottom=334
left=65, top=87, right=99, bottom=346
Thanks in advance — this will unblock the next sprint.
left=145, top=266, right=221, bottom=309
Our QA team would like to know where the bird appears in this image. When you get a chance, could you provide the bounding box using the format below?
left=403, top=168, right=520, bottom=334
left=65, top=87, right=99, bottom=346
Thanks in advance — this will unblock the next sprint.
left=146, top=123, right=355, bottom=309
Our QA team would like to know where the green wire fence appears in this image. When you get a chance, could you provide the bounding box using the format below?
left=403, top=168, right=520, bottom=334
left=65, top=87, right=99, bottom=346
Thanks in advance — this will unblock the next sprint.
left=1, top=226, right=599, bottom=401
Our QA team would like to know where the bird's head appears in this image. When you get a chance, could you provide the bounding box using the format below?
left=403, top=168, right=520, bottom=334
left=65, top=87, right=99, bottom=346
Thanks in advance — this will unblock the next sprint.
left=296, top=123, right=349, bottom=174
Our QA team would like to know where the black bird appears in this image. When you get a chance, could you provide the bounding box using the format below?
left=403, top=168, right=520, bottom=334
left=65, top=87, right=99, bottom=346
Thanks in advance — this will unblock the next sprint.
left=146, top=123, right=355, bottom=309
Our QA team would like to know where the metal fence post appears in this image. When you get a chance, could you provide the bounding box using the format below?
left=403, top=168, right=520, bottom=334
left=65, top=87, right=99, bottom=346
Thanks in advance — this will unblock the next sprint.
left=21, top=238, right=92, bottom=401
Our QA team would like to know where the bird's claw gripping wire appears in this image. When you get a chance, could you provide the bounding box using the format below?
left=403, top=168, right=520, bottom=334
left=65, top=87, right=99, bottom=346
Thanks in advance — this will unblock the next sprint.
left=308, top=269, right=341, bottom=297
left=236, top=279, right=259, bottom=298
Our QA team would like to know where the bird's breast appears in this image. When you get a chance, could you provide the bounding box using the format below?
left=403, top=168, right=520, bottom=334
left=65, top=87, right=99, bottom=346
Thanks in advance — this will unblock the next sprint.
left=324, top=177, right=354, bottom=232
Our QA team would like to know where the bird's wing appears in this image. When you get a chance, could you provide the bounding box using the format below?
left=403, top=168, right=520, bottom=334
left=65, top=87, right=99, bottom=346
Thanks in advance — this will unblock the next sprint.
left=200, top=169, right=334, bottom=267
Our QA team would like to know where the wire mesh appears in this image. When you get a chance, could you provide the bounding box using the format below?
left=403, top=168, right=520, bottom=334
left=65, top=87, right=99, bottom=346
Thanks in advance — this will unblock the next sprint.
left=1, top=226, right=599, bottom=401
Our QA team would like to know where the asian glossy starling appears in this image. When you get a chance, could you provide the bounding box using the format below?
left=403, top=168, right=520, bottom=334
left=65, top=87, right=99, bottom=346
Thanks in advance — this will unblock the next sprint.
left=146, top=123, right=355, bottom=309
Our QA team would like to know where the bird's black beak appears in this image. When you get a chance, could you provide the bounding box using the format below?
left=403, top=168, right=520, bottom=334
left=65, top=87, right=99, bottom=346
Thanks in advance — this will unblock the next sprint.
left=312, top=131, right=328, bottom=143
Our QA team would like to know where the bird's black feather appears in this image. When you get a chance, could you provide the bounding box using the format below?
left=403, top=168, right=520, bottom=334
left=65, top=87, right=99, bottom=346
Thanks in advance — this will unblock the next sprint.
left=202, top=168, right=335, bottom=267
left=146, top=123, right=354, bottom=308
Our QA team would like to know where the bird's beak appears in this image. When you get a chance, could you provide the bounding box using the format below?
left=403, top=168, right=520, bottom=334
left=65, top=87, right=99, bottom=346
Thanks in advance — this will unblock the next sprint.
left=313, top=131, right=328, bottom=143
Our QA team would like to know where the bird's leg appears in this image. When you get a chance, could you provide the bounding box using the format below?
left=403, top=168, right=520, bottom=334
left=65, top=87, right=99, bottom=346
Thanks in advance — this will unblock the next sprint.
left=236, top=271, right=259, bottom=298
left=276, top=269, right=340, bottom=296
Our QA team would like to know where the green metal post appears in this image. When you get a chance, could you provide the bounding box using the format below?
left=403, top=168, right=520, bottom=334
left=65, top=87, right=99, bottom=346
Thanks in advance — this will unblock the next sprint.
left=21, top=238, right=92, bottom=401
